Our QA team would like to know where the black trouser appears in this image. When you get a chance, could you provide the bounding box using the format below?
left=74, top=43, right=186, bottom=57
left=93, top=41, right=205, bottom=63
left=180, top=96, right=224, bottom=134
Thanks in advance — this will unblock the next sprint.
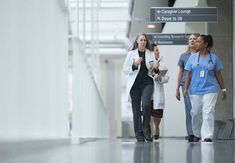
left=130, top=83, right=154, bottom=140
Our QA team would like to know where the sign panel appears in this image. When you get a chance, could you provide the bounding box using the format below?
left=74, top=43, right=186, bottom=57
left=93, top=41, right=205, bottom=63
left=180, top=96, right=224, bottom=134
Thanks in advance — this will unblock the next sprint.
left=146, top=33, right=191, bottom=45
left=150, top=7, right=218, bottom=23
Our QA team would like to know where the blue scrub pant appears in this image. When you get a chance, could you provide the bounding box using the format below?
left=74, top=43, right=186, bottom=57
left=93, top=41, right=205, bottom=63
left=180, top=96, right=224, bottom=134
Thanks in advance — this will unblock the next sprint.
left=181, top=85, right=193, bottom=136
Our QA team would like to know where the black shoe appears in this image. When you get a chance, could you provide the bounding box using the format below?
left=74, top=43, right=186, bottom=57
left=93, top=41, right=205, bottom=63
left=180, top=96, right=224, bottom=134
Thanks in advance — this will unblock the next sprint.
left=145, top=137, right=153, bottom=142
left=204, top=138, right=212, bottom=142
left=188, top=135, right=194, bottom=142
left=194, top=136, right=200, bottom=142
left=154, top=135, right=159, bottom=140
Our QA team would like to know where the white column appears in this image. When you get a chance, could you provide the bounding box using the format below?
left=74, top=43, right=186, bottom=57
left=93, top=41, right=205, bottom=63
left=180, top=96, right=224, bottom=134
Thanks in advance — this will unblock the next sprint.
left=0, top=0, right=69, bottom=139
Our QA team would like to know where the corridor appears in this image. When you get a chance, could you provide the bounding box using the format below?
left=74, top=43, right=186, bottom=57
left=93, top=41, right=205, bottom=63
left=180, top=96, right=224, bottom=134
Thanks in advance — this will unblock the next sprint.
left=0, top=1, right=234, bottom=163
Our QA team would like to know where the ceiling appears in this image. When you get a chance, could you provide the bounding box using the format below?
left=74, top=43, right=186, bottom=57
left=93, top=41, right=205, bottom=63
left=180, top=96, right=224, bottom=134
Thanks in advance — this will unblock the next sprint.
left=68, top=0, right=172, bottom=59
left=128, top=0, right=168, bottom=41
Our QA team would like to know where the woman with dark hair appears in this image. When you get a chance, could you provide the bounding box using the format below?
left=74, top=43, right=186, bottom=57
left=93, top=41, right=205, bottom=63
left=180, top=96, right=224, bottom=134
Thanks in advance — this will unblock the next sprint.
left=150, top=43, right=169, bottom=140
left=123, top=33, right=155, bottom=142
left=184, top=34, right=226, bottom=142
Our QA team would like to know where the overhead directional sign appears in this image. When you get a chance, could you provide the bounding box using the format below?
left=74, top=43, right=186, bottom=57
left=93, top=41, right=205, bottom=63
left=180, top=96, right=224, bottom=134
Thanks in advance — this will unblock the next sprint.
left=150, top=7, right=218, bottom=23
left=146, top=33, right=191, bottom=45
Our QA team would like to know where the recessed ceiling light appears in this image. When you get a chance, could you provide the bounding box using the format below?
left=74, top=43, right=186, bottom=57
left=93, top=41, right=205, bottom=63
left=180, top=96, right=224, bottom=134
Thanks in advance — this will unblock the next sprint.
left=147, top=24, right=156, bottom=29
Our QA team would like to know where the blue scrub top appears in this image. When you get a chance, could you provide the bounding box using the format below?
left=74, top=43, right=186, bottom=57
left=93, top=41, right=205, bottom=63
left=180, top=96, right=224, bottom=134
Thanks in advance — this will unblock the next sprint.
left=184, top=52, right=223, bottom=95
left=177, top=52, right=191, bottom=86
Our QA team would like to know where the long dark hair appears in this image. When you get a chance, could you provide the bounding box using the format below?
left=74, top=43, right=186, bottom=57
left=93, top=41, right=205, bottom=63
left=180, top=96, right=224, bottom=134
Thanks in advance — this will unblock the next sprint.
left=129, top=33, right=151, bottom=51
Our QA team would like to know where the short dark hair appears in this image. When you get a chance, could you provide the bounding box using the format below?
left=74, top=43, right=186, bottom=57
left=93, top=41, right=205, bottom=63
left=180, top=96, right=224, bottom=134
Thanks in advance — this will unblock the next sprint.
left=151, top=43, right=157, bottom=51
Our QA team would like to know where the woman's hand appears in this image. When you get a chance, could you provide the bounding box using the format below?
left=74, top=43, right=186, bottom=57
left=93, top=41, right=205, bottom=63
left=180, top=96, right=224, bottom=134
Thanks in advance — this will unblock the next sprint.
left=153, top=62, right=160, bottom=70
left=176, top=89, right=180, bottom=101
left=133, top=57, right=143, bottom=67
left=222, top=91, right=226, bottom=100
left=154, top=74, right=162, bottom=81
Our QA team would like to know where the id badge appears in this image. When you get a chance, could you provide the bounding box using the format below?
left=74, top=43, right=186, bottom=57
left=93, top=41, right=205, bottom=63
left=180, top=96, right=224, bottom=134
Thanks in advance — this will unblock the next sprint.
left=200, top=70, right=205, bottom=78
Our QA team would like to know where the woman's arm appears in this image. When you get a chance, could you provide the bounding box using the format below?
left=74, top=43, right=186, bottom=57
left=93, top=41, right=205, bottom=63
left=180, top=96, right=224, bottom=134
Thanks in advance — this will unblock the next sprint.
left=215, top=71, right=226, bottom=100
left=176, top=67, right=183, bottom=101
left=183, top=71, right=191, bottom=97
left=123, top=52, right=142, bottom=75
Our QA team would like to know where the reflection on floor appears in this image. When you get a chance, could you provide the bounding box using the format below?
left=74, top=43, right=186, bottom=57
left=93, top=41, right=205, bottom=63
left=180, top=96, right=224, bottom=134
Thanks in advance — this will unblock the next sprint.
left=0, top=138, right=234, bottom=163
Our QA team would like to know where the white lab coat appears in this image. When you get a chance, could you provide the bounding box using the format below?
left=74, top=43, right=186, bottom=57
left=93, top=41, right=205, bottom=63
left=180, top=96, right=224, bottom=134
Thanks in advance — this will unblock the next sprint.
left=123, top=49, right=155, bottom=102
left=153, top=60, right=169, bottom=110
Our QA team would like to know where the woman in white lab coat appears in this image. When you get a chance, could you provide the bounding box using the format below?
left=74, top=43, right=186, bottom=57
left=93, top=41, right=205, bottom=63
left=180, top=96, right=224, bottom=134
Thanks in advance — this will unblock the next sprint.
left=150, top=43, right=169, bottom=140
left=123, top=33, right=155, bottom=142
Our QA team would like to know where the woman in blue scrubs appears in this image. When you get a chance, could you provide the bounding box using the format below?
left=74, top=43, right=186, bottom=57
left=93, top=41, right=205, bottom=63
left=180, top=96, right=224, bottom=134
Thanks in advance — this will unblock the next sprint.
left=176, top=33, right=199, bottom=142
left=184, top=34, right=226, bottom=142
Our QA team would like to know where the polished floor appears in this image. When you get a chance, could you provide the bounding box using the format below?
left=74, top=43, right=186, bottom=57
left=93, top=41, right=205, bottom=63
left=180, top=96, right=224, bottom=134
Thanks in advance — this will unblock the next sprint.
left=0, top=138, right=234, bottom=163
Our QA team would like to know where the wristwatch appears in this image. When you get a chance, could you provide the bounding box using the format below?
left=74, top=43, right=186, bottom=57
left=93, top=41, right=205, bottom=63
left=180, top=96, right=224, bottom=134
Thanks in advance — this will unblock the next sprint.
left=221, top=88, right=227, bottom=92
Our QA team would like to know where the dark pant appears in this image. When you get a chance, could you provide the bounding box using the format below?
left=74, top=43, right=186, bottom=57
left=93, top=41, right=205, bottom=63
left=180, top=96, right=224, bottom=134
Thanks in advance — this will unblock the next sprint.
left=130, top=83, right=154, bottom=140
